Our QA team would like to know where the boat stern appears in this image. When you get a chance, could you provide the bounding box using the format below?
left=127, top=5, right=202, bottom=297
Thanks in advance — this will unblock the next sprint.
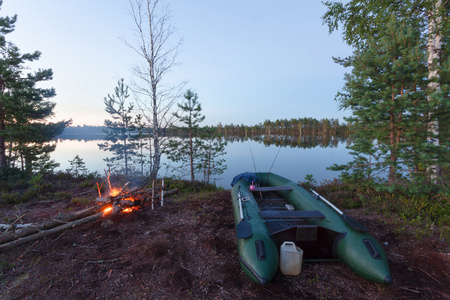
left=337, top=233, right=392, bottom=284
left=237, top=233, right=279, bottom=285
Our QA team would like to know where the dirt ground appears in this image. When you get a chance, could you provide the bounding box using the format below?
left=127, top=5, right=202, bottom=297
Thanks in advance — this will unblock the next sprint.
left=0, top=190, right=449, bottom=300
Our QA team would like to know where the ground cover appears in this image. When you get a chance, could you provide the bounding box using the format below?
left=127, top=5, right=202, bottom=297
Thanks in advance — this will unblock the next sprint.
left=0, top=187, right=449, bottom=299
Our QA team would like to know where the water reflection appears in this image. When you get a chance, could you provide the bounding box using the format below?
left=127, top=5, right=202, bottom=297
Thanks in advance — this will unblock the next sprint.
left=52, top=135, right=351, bottom=188
left=224, top=134, right=349, bottom=149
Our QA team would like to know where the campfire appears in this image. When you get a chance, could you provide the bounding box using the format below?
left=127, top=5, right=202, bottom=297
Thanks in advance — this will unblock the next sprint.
left=0, top=179, right=177, bottom=252
left=97, top=185, right=154, bottom=216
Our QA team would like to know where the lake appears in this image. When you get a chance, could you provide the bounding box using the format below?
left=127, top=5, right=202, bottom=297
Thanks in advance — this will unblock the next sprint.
left=51, top=138, right=352, bottom=189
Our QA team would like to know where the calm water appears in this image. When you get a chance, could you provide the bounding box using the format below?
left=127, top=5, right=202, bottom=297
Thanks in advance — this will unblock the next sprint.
left=51, top=139, right=352, bottom=189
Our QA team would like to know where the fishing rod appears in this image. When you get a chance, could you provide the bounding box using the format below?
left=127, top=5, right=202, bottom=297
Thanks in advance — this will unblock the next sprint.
left=265, top=146, right=282, bottom=183
left=248, top=141, right=257, bottom=173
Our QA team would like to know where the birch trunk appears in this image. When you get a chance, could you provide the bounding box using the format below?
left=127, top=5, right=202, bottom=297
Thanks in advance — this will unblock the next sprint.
left=427, top=0, right=442, bottom=182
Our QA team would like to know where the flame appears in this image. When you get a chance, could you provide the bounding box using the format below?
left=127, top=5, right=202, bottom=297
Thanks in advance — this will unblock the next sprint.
left=101, top=187, right=140, bottom=215
left=103, top=206, right=113, bottom=214
left=109, top=187, right=121, bottom=197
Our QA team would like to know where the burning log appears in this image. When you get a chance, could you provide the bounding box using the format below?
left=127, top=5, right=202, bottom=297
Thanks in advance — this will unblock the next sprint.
left=94, top=182, right=178, bottom=215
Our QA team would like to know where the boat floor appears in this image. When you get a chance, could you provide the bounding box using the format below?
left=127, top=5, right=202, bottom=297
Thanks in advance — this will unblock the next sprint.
left=252, top=189, right=340, bottom=261
left=253, top=190, right=310, bottom=232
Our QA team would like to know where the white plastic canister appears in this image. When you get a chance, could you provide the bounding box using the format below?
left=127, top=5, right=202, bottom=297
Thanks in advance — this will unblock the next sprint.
left=279, top=241, right=303, bottom=276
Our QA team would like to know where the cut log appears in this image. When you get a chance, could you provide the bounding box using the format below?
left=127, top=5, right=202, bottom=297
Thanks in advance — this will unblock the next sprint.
left=158, top=188, right=178, bottom=198
left=119, top=199, right=135, bottom=206
left=0, top=212, right=104, bottom=252
left=0, top=224, right=34, bottom=231
left=0, top=205, right=105, bottom=245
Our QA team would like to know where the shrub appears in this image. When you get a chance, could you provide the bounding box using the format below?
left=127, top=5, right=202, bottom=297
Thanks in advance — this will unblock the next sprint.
left=163, top=177, right=221, bottom=193
left=314, top=180, right=450, bottom=242
left=0, top=192, right=24, bottom=205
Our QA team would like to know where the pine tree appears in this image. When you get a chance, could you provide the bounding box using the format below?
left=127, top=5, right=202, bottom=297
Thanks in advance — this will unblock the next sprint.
left=195, top=128, right=227, bottom=184
left=130, top=113, right=148, bottom=177
left=164, top=90, right=205, bottom=182
left=0, top=3, right=70, bottom=173
left=67, top=155, right=88, bottom=178
left=98, top=79, right=135, bottom=175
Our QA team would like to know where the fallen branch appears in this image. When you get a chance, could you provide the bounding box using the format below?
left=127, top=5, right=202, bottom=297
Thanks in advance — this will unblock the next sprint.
left=148, top=189, right=178, bottom=205
left=412, top=265, right=444, bottom=286
left=16, top=241, right=39, bottom=261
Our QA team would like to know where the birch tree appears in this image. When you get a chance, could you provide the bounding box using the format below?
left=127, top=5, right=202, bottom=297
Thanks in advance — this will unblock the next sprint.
left=126, top=0, right=183, bottom=180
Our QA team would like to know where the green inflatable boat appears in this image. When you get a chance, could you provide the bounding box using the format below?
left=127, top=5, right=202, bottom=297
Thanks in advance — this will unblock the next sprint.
left=231, top=172, right=392, bottom=285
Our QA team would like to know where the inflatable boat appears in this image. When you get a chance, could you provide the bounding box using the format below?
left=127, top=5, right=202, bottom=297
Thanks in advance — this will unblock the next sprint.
left=231, top=172, right=392, bottom=285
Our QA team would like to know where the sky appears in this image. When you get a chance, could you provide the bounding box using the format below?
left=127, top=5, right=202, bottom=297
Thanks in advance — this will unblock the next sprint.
left=1, top=0, right=352, bottom=127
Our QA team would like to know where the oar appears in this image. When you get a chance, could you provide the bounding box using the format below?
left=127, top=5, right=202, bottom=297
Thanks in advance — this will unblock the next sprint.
left=236, top=191, right=253, bottom=239
left=311, top=189, right=368, bottom=231
left=311, top=190, right=343, bottom=214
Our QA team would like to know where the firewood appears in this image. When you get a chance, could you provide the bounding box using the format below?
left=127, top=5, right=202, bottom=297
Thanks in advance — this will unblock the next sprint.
left=0, top=212, right=104, bottom=252
left=0, top=224, right=33, bottom=231
left=119, top=182, right=130, bottom=194
left=118, top=200, right=135, bottom=206
left=0, top=206, right=105, bottom=245
left=96, top=197, right=109, bottom=203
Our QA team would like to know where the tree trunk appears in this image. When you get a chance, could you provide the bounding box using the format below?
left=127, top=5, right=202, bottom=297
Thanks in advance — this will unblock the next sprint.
left=151, top=85, right=160, bottom=180
left=124, top=122, right=128, bottom=176
left=389, top=89, right=397, bottom=184
left=0, top=116, right=6, bottom=169
left=189, top=129, right=194, bottom=182
left=389, top=112, right=397, bottom=184
left=427, top=0, right=442, bottom=182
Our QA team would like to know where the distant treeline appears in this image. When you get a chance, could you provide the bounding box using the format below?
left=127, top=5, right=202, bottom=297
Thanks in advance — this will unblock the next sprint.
left=169, top=117, right=350, bottom=137
left=59, top=118, right=349, bottom=141
left=56, top=125, right=107, bottom=140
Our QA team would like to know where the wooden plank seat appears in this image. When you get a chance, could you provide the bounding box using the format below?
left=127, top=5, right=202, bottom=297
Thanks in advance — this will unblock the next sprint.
left=253, top=186, right=293, bottom=192
left=259, top=210, right=325, bottom=219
